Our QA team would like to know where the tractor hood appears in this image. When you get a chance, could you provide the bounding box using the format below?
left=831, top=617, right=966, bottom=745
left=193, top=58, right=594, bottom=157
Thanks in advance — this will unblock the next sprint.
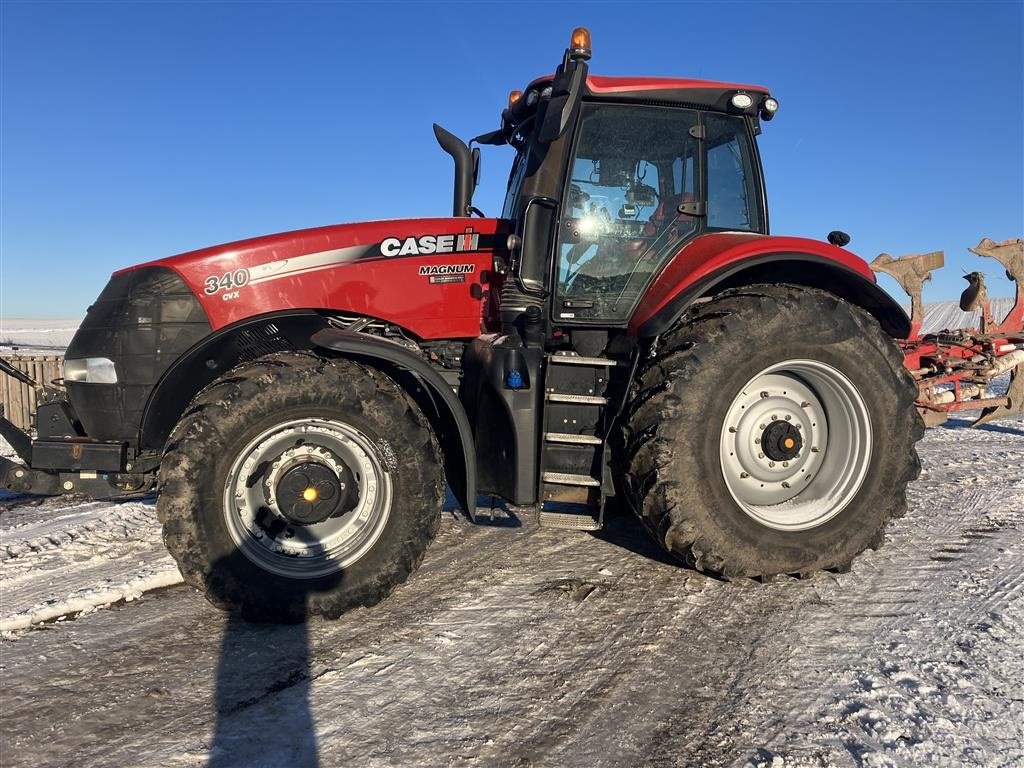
left=118, top=217, right=507, bottom=339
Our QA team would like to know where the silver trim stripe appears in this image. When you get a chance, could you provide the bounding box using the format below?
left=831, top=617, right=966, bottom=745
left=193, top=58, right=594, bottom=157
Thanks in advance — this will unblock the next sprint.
left=247, top=246, right=368, bottom=286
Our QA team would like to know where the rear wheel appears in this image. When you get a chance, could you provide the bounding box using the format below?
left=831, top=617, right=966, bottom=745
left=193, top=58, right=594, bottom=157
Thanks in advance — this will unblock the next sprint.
left=621, top=284, right=923, bottom=578
left=158, top=352, right=443, bottom=621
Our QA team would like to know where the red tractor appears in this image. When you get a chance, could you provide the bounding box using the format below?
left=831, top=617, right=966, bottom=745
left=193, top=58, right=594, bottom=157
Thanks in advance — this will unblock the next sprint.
left=6, top=28, right=1008, bottom=621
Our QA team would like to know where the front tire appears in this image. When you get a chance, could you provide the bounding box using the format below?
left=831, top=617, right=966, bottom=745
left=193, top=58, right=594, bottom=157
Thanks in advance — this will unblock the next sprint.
left=622, top=284, right=923, bottom=578
left=158, top=352, right=444, bottom=621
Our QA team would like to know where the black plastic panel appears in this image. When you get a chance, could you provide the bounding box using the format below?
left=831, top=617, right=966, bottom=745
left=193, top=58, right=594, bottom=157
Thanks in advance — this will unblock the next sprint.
left=65, top=267, right=211, bottom=443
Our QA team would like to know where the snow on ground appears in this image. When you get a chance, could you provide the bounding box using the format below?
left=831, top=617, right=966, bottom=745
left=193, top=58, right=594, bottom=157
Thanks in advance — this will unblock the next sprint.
left=1, top=407, right=1022, bottom=768
left=0, top=497, right=181, bottom=631
left=0, top=318, right=81, bottom=355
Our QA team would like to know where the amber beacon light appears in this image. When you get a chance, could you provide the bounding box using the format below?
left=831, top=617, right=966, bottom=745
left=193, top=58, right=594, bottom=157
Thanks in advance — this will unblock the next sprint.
left=570, top=27, right=592, bottom=60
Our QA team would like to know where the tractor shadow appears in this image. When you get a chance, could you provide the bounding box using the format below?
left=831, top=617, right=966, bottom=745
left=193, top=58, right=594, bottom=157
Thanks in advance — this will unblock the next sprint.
left=207, top=550, right=340, bottom=768
left=443, top=487, right=523, bottom=527
left=588, top=501, right=682, bottom=568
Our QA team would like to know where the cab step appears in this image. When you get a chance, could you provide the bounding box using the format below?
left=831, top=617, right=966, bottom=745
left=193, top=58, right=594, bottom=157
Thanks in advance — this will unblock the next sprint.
left=544, top=432, right=603, bottom=445
left=542, top=471, right=601, bottom=487
left=549, top=353, right=620, bottom=367
left=539, top=508, right=602, bottom=531
left=546, top=393, right=608, bottom=405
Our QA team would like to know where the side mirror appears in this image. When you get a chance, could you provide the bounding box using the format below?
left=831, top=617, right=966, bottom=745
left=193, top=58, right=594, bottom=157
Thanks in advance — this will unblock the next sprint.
left=471, top=147, right=481, bottom=189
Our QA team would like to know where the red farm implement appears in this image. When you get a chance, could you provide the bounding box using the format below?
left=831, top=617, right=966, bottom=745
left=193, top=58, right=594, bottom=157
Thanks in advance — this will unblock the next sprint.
left=872, top=237, right=1024, bottom=427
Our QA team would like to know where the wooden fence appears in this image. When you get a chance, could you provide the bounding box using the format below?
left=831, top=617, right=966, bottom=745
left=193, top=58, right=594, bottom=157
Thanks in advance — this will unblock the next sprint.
left=1, top=356, right=63, bottom=432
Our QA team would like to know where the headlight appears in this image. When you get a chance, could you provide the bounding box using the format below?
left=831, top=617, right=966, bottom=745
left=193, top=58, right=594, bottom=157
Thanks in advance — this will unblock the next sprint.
left=731, top=93, right=754, bottom=109
left=63, top=357, right=118, bottom=384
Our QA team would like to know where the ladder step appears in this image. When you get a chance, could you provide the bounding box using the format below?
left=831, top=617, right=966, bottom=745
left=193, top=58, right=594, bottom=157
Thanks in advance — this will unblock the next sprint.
left=542, top=471, right=600, bottom=487
left=545, top=432, right=602, bottom=445
left=539, top=510, right=602, bottom=531
left=546, top=393, right=608, bottom=405
left=549, top=354, right=619, bottom=367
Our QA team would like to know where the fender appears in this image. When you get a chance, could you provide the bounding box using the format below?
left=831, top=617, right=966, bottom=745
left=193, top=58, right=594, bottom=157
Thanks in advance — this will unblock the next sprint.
left=140, top=310, right=328, bottom=452
left=310, top=328, right=477, bottom=518
left=629, top=233, right=911, bottom=339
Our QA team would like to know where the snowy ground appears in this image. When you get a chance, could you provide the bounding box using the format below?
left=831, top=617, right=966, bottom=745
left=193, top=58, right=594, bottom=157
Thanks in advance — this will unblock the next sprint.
left=0, top=318, right=80, bottom=355
left=1, top=305, right=1022, bottom=767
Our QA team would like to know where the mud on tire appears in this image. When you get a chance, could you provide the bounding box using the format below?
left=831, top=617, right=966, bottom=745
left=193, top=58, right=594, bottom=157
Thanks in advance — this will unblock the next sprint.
left=621, top=284, right=924, bottom=579
left=158, top=352, right=444, bottom=622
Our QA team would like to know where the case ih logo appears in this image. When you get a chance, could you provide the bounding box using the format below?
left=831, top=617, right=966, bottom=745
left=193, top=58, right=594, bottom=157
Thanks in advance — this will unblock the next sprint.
left=380, top=228, right=480, bottom=257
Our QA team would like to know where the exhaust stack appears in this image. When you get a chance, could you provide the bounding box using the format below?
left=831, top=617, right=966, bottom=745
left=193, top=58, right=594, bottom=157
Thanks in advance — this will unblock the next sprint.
left=433, top=124, right=473, bottom=218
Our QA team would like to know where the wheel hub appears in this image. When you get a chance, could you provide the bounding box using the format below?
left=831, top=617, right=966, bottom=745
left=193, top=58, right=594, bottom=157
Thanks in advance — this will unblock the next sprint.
left=275, top=461, right=355, bottom=525
left=761, top=421, right=803, bottom=461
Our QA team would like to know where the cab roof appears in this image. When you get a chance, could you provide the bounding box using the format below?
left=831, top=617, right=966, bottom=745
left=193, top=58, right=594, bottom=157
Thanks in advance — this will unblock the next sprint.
left=527, top=73, right=771, bottom=110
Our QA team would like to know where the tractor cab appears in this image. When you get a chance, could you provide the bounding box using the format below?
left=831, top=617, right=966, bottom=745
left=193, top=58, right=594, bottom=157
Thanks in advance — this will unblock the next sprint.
left=465, top=28, right=777, bottom=328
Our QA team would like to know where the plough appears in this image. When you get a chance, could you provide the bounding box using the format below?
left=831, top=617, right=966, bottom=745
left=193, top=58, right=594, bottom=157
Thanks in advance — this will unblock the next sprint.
left=871, top=237, right=1024, bottom=427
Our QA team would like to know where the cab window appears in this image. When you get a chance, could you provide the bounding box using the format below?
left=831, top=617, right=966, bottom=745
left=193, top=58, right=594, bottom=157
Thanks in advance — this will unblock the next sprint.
left=556, top=103, right=700, bottom=323
left=705, top=113, right=763, bottom=232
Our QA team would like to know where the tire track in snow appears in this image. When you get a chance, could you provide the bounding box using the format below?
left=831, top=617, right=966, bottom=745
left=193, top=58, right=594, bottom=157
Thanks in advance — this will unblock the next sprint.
left=1, top=498, right=183, bottom=632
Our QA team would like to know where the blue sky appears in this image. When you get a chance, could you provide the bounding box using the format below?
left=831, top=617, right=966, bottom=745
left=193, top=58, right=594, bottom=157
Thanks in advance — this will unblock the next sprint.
left=1, top=1, right=1021, bottom=318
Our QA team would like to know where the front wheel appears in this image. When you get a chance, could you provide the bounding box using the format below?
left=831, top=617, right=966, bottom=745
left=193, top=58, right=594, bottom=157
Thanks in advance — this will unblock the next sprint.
left=158, top=352, right=444, bottom=622
left=621, top=284, right=924, bottom=579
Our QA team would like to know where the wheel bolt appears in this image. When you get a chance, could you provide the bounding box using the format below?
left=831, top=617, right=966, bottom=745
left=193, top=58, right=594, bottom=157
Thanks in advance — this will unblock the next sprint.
left=740, top=472, right=749, bottom=478
left=800, top=401, right=810, bottom=408
left=760, top=391, right=769, bottom=399
left=811, top=447, right=820, bottom=453
left=759, top=423, right=766, bottom=430
left=758, top=452, right=765, bottom=459
left=771, top=415, right=778, bottom=421
left=728, top=426, right=737, bottom=433
left=783, top=461, right=789, bottom=467
left=754, top=437, right=761, bottom=444
left=782, top=481, right=791, bottom=489
left=769, top=461, right=776, bottom=468
left=784, top=415, right=791, bottom=421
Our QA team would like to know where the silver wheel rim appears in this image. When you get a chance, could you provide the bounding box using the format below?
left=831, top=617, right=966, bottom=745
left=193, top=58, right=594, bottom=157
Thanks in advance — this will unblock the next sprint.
left=719, top=360, right=872, bottom=531
left=223, top=418, right=393, bottom=578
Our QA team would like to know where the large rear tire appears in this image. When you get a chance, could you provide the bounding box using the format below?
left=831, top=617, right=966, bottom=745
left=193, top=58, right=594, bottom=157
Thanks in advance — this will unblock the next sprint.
left=621, top=284, right=923, bottom=578
left=158, top=352, right=444, bottom=622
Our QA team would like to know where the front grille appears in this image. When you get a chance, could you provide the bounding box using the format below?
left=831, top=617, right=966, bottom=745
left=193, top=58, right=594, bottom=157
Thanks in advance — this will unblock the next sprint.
left=65, top=267, right=211, bottom=442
